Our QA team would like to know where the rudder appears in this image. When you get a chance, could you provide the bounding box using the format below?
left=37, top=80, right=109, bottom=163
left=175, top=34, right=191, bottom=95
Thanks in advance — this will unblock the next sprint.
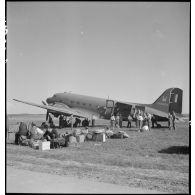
left=152, top=88, right=183, bottom=114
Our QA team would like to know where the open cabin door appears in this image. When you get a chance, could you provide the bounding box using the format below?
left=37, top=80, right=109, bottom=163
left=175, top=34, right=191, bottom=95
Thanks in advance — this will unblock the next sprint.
left=114, top=102, right=132, bottom=120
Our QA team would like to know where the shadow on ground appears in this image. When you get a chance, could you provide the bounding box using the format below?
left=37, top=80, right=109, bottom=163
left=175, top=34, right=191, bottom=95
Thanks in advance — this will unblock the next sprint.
left=158, top=146, right=189, bottom=155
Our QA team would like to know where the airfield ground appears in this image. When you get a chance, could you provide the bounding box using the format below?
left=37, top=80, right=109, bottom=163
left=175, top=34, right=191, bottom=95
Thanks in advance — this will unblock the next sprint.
left=6, top=114, right=189, bottom=193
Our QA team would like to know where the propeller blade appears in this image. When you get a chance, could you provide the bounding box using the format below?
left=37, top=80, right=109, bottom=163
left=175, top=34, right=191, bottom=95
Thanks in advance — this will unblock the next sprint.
left=46, top=111, right=49, bottom=121
left=42, top=101, right=47, bottom=105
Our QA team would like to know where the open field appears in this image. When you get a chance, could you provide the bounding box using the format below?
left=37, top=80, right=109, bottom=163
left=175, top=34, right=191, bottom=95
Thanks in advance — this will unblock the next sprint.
left=6, top=114, right=189, bottom=193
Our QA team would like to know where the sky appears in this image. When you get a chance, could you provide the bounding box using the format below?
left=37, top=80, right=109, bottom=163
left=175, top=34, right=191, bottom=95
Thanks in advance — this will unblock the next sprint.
left=6, top=2, right=190, bottom=114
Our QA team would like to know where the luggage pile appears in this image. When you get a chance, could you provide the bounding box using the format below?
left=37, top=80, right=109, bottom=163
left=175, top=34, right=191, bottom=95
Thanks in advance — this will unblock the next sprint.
left=14, top=122, right=130, bottom=151
left=14, top=122, right=69, bottom=150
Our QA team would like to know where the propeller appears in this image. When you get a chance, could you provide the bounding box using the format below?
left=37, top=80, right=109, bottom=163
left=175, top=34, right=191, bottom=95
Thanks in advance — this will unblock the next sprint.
left=42, top=100, right=49, bottom=121
left=46, top=111, right=49, bottom=121
left=42, top=101, right=47, bottom=105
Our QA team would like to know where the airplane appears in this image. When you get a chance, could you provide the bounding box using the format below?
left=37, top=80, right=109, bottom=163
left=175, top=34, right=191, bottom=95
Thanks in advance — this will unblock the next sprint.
left=13, top=87, right=183, bottom=127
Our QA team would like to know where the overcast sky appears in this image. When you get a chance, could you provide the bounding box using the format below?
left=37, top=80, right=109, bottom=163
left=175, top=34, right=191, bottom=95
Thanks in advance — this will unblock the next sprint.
left=7, top=2, right=190, bottom=114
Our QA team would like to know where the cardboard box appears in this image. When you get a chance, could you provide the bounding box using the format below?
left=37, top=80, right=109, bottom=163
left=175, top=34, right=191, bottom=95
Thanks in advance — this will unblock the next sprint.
left=76, top=134, right=85, bottom=143
left=39, top=141, right=50, bottom=151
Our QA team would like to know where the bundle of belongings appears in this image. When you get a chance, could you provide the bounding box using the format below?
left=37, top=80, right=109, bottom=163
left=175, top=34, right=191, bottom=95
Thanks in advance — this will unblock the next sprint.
left=64, top=128, right=88, bottom=144
left=109, top=130, right=129, bottom=139
left=140, top=125, right=149, bottom=132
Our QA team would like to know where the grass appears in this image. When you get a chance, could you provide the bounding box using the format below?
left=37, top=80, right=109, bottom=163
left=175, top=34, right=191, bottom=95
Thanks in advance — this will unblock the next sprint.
left=6, top=115, right=189, bottom=193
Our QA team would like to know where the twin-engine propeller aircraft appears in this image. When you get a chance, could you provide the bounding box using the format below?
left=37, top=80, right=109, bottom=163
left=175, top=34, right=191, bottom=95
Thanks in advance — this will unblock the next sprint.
left=13, top=87, right=183, bottom=124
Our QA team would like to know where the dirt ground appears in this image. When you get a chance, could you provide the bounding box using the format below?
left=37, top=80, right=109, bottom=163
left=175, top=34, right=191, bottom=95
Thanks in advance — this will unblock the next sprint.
left=7, top=166, right=165, bottom=194
left=6, top=114, right=189, bottom=193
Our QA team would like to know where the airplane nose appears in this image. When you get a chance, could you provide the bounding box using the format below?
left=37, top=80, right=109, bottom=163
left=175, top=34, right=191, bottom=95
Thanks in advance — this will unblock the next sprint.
left=46, top=97, right=53, bottom=104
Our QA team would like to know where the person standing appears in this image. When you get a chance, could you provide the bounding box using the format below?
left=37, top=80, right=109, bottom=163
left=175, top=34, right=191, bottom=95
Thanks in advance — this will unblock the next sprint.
left=146, top=112, right=152, bottom=131
left=134, top=109, right=138, bottom=127
left=119, top=114, right=123, bottom=128
left=110, top=114, right=115, bottom=130
left=172, top=111, right=176, bottom=130
left=136, top=110, right=142, bottom=130
left=59, top=115, right=63, bottom=129
left=92, top=115, right=96, bottom=127
left=168, top=112, right=172, bottom=130
left=151, top=114, right=158, bottom=128
left=139, top=112, right=144, bottom=131
left=127, top=114, right=133, bottom=128
left=115, top=114, right=120, bottom=128
left=69, top=114, right=74, bottom=130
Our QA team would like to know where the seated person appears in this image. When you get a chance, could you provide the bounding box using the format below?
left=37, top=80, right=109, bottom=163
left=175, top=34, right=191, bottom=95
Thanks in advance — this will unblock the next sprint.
left=43, top=126, right=59, bottom=141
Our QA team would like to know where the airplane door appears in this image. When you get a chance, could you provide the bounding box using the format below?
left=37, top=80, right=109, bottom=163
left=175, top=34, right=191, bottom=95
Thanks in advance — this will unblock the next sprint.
left=114, top=102, right=132, bottom=120
left=105, top=100, right=115, bottom=118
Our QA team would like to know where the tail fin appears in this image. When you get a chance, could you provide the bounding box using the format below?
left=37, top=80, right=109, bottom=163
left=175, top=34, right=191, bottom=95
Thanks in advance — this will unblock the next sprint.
left=152, top=88, right=183, bottom=114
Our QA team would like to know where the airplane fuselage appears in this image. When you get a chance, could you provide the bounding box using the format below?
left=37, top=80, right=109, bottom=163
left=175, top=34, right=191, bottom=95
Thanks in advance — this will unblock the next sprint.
left=46, top=92, right=167, bottom=121
left=13, top=87, right=183, bottom=123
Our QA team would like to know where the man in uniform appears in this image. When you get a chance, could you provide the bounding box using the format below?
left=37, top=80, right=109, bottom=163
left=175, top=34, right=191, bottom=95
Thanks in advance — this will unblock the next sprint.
left=127, top=114, right=133, bottom=128
left=172, top=111, right=176, bottom=130
left=168, top=112, right=172, bottom=130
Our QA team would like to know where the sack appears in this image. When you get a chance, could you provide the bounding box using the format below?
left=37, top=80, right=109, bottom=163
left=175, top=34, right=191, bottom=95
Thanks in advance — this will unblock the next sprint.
left=73, top=128, right=82, bottom=136
left=86, top=133, right=93, bottom=140
left=142, top=125, right=149, bottom=131
left=15, top=132, right=20, bottom=145
left=76, top=135, right=85, bottom=143
left=105, top=130, right=114, bottom=138
left=57, top=137, right=66, bottom=147
left=18, top=122, right=28, bottom=136
left=69, top=136, right=77, bottom=144
left=21, top=139, right=30, bottom=146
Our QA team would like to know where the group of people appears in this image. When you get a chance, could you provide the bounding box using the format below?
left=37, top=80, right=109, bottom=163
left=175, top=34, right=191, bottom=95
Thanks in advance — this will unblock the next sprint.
left=58, top=114, right=96, bottom=128
left=15, top=121, right=59, bottom=145
left=130, top=109, right=152, bottom=131
left=110, top=109, right=152, bottom=131
left=59, top=114, right=80, bottom=129
left=110, top=113, right=124, bottom=130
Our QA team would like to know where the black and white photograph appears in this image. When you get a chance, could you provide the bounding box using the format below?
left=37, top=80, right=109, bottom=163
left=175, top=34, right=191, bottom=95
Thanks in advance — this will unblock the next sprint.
left=6, top=1, right=190, bottom=194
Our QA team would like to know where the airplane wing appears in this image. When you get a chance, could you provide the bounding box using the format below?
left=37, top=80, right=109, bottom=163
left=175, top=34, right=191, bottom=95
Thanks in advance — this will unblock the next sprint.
left=146, top=106, right=184, bottom=121
left=145, top=106, right=168, bottom=118
left=13, top=99, right=91, bottom=119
